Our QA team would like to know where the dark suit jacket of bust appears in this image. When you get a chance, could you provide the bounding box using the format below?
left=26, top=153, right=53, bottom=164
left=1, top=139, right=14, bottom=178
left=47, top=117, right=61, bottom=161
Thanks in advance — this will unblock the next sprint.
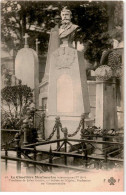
left=59, top=22, right=78, bottom=39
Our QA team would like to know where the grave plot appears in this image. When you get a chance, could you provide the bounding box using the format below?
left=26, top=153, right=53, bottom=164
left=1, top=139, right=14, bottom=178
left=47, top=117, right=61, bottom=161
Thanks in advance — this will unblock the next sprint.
left=1, top=115, right=123, bottom=174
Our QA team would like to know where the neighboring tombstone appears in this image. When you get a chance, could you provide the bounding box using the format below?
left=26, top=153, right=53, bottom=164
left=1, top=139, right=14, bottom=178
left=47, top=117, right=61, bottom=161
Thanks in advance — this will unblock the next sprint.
left=15, top=33, right=39, bottom=109
left=95, top=66, right=118, bottom=130
left=94, top=49, right=123, bottom=154
left=95, top=47, right=123, bottom=130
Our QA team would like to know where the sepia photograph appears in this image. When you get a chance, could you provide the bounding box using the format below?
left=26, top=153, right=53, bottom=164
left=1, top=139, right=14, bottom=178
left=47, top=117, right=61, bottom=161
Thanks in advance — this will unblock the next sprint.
left=0, top=0, right=124, bottom=192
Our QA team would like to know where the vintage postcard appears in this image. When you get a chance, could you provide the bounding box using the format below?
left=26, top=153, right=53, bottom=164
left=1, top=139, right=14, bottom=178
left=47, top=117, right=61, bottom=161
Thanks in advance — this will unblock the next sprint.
left=0, top=0, right=124, bottom=192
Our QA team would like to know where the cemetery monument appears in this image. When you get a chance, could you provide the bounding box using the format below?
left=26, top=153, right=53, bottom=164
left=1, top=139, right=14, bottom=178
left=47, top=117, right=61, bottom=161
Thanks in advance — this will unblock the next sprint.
left=44, top=7, right=90, bottom=137
left=15, top=33, right=39, bottom=109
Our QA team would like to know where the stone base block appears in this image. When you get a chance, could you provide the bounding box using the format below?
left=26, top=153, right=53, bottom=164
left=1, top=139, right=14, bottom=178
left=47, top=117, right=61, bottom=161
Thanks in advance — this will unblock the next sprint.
left=45, top=115, right=82, bottom=140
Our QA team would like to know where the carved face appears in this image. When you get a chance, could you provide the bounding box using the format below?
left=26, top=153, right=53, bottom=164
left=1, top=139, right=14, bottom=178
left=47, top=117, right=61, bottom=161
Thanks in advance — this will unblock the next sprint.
left=61, top=11, right=71, bottom=24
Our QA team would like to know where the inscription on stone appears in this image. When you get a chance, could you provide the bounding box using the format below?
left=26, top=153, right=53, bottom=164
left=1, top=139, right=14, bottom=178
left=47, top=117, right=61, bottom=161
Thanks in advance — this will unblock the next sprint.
left=57, top=74, right=73, bottom=113
left=53, top=47, right=75, bottom=69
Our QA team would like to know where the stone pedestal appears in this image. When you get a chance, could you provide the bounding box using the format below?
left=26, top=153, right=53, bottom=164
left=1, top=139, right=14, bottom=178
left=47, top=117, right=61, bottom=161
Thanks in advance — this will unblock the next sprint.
left=45, top=116, right=81, bottom=139
left=95, top=78, right=118, bottom=130
left=46, top=46, right=90, bottom=137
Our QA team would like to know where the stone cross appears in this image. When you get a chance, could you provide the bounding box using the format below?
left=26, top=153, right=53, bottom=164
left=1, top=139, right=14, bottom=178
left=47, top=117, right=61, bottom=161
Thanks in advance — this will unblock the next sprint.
left=23, top=33, right=29, bottom=48
left=36, top=38, right=40, bottom=54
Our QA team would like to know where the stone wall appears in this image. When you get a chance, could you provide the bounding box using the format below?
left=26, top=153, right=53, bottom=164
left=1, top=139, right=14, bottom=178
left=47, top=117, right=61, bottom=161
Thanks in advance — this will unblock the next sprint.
left=87, top=80, right=123, bottom=128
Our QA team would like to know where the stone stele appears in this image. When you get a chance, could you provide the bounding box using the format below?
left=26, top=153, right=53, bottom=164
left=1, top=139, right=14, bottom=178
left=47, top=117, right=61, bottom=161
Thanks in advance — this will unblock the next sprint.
left=15, top=47, right=39, bottom=108
left=46, top=46, right=90, bottom=138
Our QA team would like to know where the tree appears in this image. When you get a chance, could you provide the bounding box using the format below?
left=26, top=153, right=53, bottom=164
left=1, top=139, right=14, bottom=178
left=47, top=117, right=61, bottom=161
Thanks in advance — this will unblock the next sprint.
left=1, top=84, right=33, bottom=129
left=1, top=1, right=58, bottom=53
left=1, top=1, right=123, bottom=66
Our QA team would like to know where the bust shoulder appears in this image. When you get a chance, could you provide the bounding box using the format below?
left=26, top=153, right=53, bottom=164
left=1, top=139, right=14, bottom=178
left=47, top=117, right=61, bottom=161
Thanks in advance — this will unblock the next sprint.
left=71, top=24, right=78, bottom=31
left=59, top=23, right=78, bottom=38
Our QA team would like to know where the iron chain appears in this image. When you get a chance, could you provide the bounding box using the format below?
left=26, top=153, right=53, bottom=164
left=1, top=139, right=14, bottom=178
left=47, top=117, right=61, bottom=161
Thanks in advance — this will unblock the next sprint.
left=68, top=119, right=83, bottom=137
left=59, top=118, right=83, bottom=137
left=45, top=124, right=57, bottom=141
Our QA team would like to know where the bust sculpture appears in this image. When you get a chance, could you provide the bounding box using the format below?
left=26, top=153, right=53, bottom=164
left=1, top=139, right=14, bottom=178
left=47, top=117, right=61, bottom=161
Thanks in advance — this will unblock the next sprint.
left=59, top=7, right=78, bottom=46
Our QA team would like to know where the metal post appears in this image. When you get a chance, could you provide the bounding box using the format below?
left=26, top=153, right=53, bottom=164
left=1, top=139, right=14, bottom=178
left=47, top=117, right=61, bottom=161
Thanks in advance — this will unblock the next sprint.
left=5, top=142, right=8, bottom=171
left=33, top=146, right=37, bottom=174
left=63, top=128, right=68, bottom=166
left=49, top=146, right=53, bottom=172
left=42, top=113, right=45, bottom=140
left=30, top=107, right=35, bottom=128
left=15, top=133, right=21, bottom=173
left=22, top=119, right=29, bottom=145
left=56, top=116, right=60, bottom=150
left=85, top=148, right=88, bottom=168
left=81, top=113, right=85, bottom=139
left=105, top=152, right=108, bottom=170
left=83, top=143, right=88, bottom=168
left=81, top=113, right=85, bottom=130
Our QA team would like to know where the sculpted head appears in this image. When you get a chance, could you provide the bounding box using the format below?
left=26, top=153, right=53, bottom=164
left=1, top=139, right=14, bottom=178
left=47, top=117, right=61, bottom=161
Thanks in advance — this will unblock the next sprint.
left=61, top=7, right=72, bottom=24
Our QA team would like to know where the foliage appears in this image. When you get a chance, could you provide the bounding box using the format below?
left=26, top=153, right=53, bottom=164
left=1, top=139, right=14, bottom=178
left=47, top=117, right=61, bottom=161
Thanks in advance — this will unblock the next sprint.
left=1, top=84, right=33, bottom=129
left=1, top=68, right=13, bottom=86
left=1, top=1, right=123, bottom=66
